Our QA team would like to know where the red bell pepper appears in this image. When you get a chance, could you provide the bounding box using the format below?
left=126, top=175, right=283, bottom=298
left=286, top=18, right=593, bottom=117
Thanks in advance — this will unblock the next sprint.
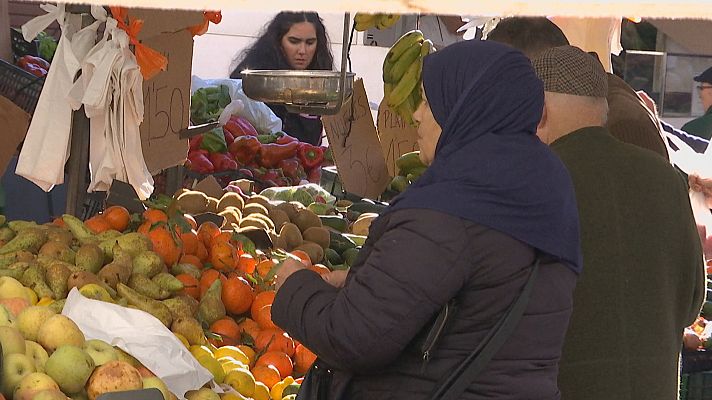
left=209, top=152, right=238, bottom=172
left=275, top=132, right=299, bottom=145
left=223, top=128, right=235, bottom=145
left=297, top=143, right=325, bottom=170
left=187, top=152, right=214, bottom=174
left=277, top=157, right=305, bottom=181
left=307, top=166, right=322, bottom=184
left=259, top=142, right=299, bottom=168
left=189, top=135, right=203, bottom=151
left=224, top=116, right=258, bottom=138
left=228, top=136, right=261, bottom=165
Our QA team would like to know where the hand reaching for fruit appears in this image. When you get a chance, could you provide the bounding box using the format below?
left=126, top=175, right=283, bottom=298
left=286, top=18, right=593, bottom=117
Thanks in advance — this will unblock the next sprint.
left=275, top=258, right=307, bottom=290
left=689, top=174, right=712, bottom=208
left=322, top=270, right=348, bottom=288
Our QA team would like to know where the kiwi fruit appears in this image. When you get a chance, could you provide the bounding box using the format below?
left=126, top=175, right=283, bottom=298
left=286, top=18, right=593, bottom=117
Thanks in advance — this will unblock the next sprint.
left=303, top=226, right=330, bottom=249
left=246, top=195, right=272, bottom=211
left=239, top=217, right=271, bottom=232
left=176, top=191, right=210, bottom=214
left=279, top=223, right=303, bottom=250
left=268, top=209, right=290, bottom=231
left=218, top=209, right=241, bottom=227
left=243, top=203, right=270, bottom=217
left=294, top=241, right=325, bottom=263
left=218, top=192, right=245, bottom=212
left=292, top=209, right=322, bottom=233
left=206, top=197, right=219, bottom=213
left=275, top=202, right=299, bottom=222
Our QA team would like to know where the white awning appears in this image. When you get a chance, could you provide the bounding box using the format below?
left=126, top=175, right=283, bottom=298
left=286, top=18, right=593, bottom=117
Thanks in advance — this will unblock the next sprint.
left=16, top=0, right=712, bottom=19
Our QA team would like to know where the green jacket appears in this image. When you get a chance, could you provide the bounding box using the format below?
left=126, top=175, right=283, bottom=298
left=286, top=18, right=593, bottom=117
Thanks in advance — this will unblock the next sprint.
left=682, top=107, right=712, bottom=141
left=551, top=126, right=705, bottom=400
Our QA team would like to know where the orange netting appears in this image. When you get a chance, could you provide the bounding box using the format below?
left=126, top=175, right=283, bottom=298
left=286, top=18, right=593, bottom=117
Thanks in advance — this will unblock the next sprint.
left=110, top=6, right=168, bottom=80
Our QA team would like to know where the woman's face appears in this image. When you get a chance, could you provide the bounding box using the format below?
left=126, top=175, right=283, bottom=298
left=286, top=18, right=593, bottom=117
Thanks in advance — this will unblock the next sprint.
left=281, top=22, right=318, bottom=70
left=412, top=88, right=442, bottom=166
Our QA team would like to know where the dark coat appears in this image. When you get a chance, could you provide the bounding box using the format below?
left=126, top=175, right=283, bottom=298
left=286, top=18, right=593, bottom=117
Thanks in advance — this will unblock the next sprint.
left=273, top=208, right=577, bottom=399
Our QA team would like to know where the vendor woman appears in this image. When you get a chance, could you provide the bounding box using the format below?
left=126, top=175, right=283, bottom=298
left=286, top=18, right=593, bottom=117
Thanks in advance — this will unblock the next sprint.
left=230, top=12, right=334, bottom=145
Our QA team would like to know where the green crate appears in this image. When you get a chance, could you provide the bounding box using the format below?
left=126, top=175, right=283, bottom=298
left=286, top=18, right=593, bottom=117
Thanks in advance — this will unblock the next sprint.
left=682, top=371, right=712, bottom=400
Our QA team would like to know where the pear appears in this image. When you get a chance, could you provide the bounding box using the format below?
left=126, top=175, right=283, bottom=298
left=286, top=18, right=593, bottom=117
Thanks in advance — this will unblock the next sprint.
left=116, top=284, right=172, bottom=327
left=45, top=262, right=71, bottom=299
left=0, top=227, right=16, bottom=242
left=162, top=295, right=199, bottom=320
left=38, top=242, right=76, bottom=265
left=128, top=274, right=170, bottom=300
left=171, top=317, right=206, bottom=346
left=0, top=227, right=47, bottom=255
left=75, top=244, right=104, bottom=274
left=0, top=261, right=31, bottom=280
left=114, top=233, right=152, bottom=257
left=197, top=280, right=225, bottom=326
left=20, top=264, right=54, bottom=299
left=46, top=228, right=74, bottom=247
left=132, top=251, right=163, bottom=278
left=0, top=251, right=33, bottom=269
left=152, top=273, right=183, bottom=293
left=170, top=263, right=201, bottom=280
left=97, top=248, right=132, bottom=289
left=48, top=299, right=65, bottom=314
left=67, top=271, right=117, bottom=299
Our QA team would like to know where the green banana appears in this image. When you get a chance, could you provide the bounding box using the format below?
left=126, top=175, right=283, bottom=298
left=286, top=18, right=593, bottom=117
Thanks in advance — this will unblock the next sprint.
left=420, top=39, right=433, bottom=57
left=383, top=83, right=394, bottom=102
left=388, top=57, right=422, bottom=108
left=409, top=85, right=423, bottom=113
left=397, top=89, right=419, bottom=127
left=387, top=30, right=424, bottom=64
left=389, top=42, right=423, bottom=84
left=354, top=13, right=377, bottom=31
left=376, top=14, right=400, bottom=30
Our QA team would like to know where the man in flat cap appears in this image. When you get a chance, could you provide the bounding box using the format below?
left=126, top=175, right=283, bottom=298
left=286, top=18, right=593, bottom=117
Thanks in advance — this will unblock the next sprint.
left=532, top=45, right=704, bottom=400
left=682, top=66, right=712, bottom=143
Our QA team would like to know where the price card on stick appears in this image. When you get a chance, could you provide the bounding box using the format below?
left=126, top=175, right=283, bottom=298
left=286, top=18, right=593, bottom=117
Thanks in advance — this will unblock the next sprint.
left=323, top=79, right=391, bottom=199
left=128, top=9, right=203, bottom=174
left=376, top=100, right=420, bottom=177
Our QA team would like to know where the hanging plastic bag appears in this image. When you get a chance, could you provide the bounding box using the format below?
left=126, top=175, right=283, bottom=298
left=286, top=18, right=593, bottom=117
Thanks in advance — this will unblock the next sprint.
left=191, top=76, right=283, bottom=134
left=110, top=7, right=167, bottom=81
left=16, top=4, right=106, bottom=191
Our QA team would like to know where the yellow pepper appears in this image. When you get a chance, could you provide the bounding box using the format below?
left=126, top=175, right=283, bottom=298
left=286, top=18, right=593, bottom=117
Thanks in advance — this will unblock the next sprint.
left=270, top=377, right=295, bottom=400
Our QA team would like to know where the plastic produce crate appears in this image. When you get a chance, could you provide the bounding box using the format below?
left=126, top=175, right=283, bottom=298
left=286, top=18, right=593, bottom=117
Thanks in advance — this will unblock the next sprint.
left=10, top=28, right=40, bottom=59
left=682, top=371, right=712, bottom=400
left=0, top=59, right=44, bottom=115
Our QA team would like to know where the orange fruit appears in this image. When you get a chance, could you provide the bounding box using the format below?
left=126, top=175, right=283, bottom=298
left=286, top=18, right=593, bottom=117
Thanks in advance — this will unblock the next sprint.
left=251, top=291, right=275, bottom=317
left=195, top=241, right=209, bottom=263
left=209, top=318, right=242, bottom=347
left=254, top=329, right=295, bottom=357
left=146, top=226, right=182, bottom=266
left=253, top=303, right=277, bottom=331
left=308, top=264, right=330, bottom=276
left=237, top=255, right=257, bottom=274
left=222, top=276, right=254, bottom=315
left=137, top=221, right=151, bottom=235
left=175, top=274, right=200, bottom=300
left=144, top=208, right=168, bottom=224
left=294, top=344, right=317, bottom=375
left=200, top=269, right=228, bottom=298
left=180, top=254, right=203, bottom=270
left=255, top=259, right=277, bottom=279
left=184, top=214, right=198, bottom=231
left=255, top=351, right=293, bottom=379
left=180, top=231, right=200, bottom=256
left=290, top=250, right=312, bottom=268
left=104, top=205, right=130, bottom=232
left=213, top=232, right=233, bottom=246
left=251, top=365, right=281, bottom=389
left=210, top=242, right=237, bottom=272
left=52, top=217, right=65, bottom=228
left=238, top=318, right=261, bottom=341
left=85, top=215, right=112, bottom=234
left=197, top=221, right=221, bottom=247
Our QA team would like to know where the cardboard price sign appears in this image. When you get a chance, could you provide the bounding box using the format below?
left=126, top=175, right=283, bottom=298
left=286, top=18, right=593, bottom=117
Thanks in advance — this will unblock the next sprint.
left=129, top=9, right=203, bottom=174
left=322, top=79, right=391, bottom=199
left=0, top=95, right=30, bottom=176
left=376, top=100, right=420, bottom=177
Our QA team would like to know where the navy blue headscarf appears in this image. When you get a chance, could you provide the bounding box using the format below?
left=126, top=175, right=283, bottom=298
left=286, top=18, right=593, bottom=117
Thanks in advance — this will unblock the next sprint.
left=389, top=40, right=582, bottom=273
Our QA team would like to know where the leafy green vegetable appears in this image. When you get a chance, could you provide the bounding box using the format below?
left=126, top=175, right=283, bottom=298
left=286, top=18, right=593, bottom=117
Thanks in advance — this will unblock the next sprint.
left=37, top=32, right=57, bottom=62
left=190, top=85, right=231, bottom=124
left=199, top=128, right=227, bottom=153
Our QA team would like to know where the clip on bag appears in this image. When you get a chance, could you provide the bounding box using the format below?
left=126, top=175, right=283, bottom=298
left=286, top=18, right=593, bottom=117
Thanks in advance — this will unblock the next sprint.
left=297, top=257, right=540, bottom=400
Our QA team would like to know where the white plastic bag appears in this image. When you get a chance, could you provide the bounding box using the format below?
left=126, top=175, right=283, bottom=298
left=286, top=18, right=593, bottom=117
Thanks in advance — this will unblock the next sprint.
left=16, top=4, right=106, bottom=191
left=191, top=76, right=283, bottom=134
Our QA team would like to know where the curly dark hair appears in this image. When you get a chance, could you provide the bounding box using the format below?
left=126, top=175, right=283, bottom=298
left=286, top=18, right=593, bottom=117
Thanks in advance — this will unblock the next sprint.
left=230, top=12, right=334, bottom=78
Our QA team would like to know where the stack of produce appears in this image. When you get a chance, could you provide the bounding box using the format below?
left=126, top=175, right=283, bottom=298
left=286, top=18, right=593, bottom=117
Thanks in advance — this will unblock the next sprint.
left=387, top=151, right=427, bottom=194
left=382, top=31, right=434, bottom=126
left=352, top=13, right=400, bottom=31
left=187, top=116, right=326, bottom=190
left=0, top=198, right=336, bottom=400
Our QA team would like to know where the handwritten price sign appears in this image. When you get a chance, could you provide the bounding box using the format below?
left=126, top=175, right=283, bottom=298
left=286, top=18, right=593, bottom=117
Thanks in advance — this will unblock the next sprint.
left=322, top=79, right=391, bottom=199
left=376, top=101, right=420, bottom=177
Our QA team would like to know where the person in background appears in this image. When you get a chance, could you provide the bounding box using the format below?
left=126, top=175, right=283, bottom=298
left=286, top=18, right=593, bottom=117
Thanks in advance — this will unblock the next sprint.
left=532, top=45, right=704, bottom=400
left=488, top=17, right=670, bottom=160
left=636, top=90, right=709, bottom=153
left=271, top=41, right=581, bottom=399
left=230, top=12, right=334, bottom=145
left=682, top=66, right=712, bottom=143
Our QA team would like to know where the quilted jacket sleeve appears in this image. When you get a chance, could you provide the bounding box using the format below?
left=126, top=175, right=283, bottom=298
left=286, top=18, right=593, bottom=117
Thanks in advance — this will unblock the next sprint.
left=272, top=209, right=471, bottom=373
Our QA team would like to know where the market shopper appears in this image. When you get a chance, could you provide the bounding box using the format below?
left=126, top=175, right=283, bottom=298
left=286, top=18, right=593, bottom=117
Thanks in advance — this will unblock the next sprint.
left=230, top=12, right=334, bottom=145
left=532, top=45, right=705, bottom=400
left=272, top=40, right=582, bottom=399
left=682, top=66, right=712, bottom=142
left=488, top=17, right=670, bottom=160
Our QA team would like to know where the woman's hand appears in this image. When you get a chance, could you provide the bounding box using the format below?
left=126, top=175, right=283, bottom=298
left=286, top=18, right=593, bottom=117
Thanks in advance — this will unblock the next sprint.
left=275, top=258, right=307, bottom=290
left=689, top=174, right=712, bottom=208
left=322, top=270, right=349, bottom=288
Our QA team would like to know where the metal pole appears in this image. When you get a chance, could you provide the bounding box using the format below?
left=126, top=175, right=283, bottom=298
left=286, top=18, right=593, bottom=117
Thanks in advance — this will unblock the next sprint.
left=65, top=10, right=93, bottom=217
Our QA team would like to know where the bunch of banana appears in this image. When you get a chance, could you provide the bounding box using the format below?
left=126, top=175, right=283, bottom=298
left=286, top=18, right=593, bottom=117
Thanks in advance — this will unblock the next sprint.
left=382, top=30, right=434, bottom=127
left=354, top=13, right=400, bottom=31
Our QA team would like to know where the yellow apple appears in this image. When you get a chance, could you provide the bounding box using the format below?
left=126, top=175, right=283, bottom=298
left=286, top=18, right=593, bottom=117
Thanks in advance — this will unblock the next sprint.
left=16, top=306, right=56, bottom=342
left=1, top=353, right=36, bottom=397
left=0, top=326, right=26, bottom=355
left=44, top=345, right=95, bottom=394
left=13, top=372, right=59, bottom=400
left=25, top=340, right=50, bottom=372
left=37, top=315, right=85, bottom=353
left=0, top=277, right=31, bottom=302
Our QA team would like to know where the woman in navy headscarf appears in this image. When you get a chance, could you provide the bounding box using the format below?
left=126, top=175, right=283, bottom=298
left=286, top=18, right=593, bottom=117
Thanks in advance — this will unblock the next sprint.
left=271, top=40, right=581, bottom=399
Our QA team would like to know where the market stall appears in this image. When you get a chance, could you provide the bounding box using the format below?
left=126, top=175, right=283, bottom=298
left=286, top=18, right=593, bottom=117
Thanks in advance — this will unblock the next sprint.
left=0, top=2, right=711, bottom=400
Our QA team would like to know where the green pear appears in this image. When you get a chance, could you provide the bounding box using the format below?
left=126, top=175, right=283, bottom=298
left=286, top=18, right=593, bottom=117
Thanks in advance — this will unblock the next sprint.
left=38, top=242, right=76, bottom=265
left=45, top=262, right=71, bottom=299
left=20, top=264, right=54, bottom=299
left=162, top=295, right=199, bottom=320
left=74, top=244, right=104, bottom=274
left=197, top=280, right=225, bottom=326
left=116, top=284, right=172, bottom=327
left=152, top=273, right=183, bottom=293
left=46, top=228, right=74, bottom=247
left=128, top=274, right=170, bottom=300
left=132, top=251, right=163, bottom=278
left=0, top=228, right=48, bottom=255
left=0, top=261, right=30, bottom=280
left=170, top=263, right=201, bottom=280
left=170, top=316, right=205, bottom=346
left=44, top=345, right=95, bottom=394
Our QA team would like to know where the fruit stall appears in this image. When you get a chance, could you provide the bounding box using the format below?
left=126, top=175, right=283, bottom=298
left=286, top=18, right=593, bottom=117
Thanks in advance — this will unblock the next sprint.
left=0, top=2, right=711, bottom=400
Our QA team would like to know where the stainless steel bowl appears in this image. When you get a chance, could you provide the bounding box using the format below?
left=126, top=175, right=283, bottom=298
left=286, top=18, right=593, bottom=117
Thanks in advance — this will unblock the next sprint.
left=241, top=70, right=355, bottom=115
